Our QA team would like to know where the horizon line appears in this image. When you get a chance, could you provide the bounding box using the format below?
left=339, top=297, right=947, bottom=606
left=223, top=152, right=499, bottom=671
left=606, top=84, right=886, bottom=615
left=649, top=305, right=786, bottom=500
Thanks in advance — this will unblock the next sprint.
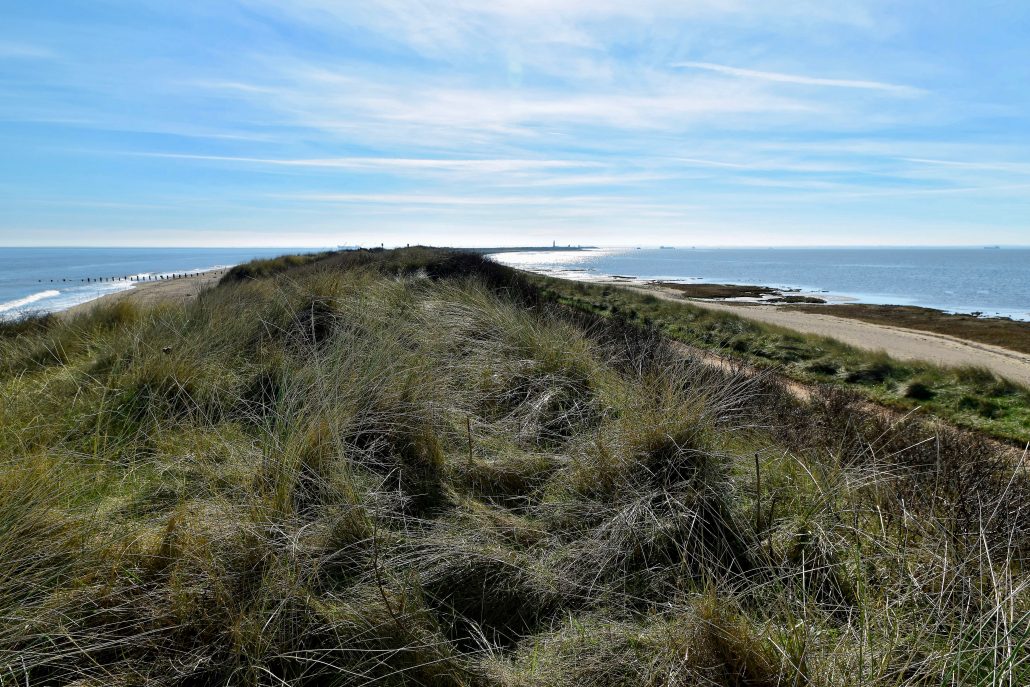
left=2, top=244, right=1029, bottom=250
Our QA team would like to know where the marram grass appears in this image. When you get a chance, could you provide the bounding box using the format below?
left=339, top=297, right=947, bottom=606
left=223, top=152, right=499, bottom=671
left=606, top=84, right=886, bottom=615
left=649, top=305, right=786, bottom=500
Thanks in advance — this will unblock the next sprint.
left=0, top=248, right=1027, bottom=685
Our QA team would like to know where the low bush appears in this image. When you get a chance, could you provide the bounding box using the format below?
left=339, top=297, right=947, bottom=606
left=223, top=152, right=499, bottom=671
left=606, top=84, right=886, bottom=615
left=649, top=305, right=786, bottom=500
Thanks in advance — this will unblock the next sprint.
left=902, top=379, right=935, bottom=400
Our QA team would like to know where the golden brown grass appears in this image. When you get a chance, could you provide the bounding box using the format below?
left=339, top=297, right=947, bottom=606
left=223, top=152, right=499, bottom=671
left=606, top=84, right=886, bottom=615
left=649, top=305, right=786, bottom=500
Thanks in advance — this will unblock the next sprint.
left=0, top=249, right=1027, bottom=685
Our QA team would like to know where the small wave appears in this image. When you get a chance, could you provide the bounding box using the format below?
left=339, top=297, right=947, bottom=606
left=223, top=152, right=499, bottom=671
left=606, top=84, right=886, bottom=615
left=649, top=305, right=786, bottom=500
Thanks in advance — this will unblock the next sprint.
left=0, top=289, right=61, bottom=315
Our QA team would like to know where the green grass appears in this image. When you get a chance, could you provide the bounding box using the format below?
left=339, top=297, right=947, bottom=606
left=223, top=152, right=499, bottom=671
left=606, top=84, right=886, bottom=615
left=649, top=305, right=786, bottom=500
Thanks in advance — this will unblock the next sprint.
left=536, top=277, right=1030, bottom=443
left=0, top=248, right=1028, bottom=685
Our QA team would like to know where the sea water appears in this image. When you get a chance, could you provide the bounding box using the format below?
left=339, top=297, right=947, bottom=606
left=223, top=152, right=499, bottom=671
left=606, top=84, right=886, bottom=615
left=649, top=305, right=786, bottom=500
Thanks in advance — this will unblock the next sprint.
left=0, top=247, right=305, bottom=318
left=491, top=247, right=1030, bottom=321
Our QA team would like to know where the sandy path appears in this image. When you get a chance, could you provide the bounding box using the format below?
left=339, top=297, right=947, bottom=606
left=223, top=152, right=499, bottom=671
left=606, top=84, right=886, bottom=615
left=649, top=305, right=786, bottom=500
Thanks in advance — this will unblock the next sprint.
left=61, top=270, right=227, bottom=319
left=620, top=283, right=1030, bottom=387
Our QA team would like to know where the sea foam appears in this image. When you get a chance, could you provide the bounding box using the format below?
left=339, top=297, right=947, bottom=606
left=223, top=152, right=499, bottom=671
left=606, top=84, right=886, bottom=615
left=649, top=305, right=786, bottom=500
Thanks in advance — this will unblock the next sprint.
left=0, top=289, right=61, bottom=317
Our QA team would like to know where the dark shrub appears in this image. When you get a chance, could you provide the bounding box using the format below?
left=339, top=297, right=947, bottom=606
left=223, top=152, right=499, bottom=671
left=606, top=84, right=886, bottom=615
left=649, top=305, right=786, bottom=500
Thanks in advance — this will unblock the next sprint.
left=844, top=361, right=894, bottom=384
left=903, top=380, right=935, bottom=400
left=804, top=359, right=839, bottom=376
left=220, top=253, right=323, bottom=283
left=957, top=394, right=1001, bottom=418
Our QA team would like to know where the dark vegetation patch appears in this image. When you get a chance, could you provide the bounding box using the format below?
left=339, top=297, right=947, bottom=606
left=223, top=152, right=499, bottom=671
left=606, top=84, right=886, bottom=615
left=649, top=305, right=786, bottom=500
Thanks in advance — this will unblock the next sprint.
left=220, top=252, right=330, bottom=282
left=0, top=312, right=58, bottom=338
left=843, top=360, right=897, bottom=384
left=655, top=282, right=826, bottom=304
left=769, top=294, right=826, bottom=304
left=902, top=379, right=935, bottom=400
left=659, top=282, right=781, bottom=299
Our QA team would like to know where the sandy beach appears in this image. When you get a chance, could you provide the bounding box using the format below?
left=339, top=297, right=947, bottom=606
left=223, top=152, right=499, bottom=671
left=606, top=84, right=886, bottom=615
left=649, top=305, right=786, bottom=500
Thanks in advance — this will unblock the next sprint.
left=620, top=281, right=1030, bottom=387
left=60, top=269, right=227, bottom=319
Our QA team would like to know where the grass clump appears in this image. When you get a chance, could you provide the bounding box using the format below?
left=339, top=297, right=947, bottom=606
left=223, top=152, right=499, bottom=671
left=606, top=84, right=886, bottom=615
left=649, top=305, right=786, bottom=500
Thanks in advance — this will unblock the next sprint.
left=902, top=378, right=936, bottom=400
left=1, top=248, right=1029, bottom=685
left=220, top=251, right=330, bottom=282
left=0, top=311, right=58, bottom=338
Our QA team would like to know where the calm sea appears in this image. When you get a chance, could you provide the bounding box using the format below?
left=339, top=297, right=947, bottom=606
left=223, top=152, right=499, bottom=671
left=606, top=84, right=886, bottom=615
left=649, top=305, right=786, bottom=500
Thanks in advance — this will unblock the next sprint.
left=0, top=247, right=304, bottom=318
left=491, top=247, right=1030, bottom=321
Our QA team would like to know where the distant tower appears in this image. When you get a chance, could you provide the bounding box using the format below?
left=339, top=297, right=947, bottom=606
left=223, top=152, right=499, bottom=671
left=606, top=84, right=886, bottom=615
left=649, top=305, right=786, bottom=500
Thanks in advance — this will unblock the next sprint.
left=552, top=240, right=555, bottom=247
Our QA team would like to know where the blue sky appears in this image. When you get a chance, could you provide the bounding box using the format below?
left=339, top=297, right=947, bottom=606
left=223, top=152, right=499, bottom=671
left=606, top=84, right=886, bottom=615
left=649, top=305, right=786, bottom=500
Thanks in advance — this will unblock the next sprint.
left=1, top=1, right=1028, bottom=247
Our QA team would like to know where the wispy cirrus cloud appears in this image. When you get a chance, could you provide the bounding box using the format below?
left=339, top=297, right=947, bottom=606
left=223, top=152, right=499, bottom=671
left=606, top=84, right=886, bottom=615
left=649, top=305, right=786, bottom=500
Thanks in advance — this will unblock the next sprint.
left=277, top=191, right=701, bottom=223
left=124, top=152, right=603, bottom=173
left=3, top=1, right=1030, bottom=246
left=900, top=157, right=1030, bottom=175
left=289, top=192, right=636, bottom=207
left=0, top=41, right=57, bottom=60
left=241, top=0, right=881, bottom=56
left=187, top=66, right=821, bottom=152
left=671, top=62, right=924, bottom=95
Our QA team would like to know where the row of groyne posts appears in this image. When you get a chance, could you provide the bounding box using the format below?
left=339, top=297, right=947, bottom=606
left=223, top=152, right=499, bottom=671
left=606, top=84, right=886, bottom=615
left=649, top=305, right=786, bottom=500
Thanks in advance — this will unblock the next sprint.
left=39, top=271, right=224, bottom=284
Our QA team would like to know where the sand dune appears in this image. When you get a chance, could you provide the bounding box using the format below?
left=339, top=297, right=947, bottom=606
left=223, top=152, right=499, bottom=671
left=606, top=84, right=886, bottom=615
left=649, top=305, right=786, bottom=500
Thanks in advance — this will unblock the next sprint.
left=63, top=268, right=1030, bottom=387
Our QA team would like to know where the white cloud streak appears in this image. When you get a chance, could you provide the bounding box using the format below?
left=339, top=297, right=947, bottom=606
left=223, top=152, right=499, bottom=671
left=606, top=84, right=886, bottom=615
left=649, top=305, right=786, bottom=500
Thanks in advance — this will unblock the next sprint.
left=0, top=41, right=57, bottom=60
left=902, top=157, right=1030, bottom=175
left=672, top=62, right=923, bottom=95
left=242, top=1, right=881, bottom=56
left=126, top=152, right=602, bottom=173
left=10, top=0, right=1025, bottom=246
left=189, top=67, right=819, bottom=152
left=286, top=192, right=636, bottom=206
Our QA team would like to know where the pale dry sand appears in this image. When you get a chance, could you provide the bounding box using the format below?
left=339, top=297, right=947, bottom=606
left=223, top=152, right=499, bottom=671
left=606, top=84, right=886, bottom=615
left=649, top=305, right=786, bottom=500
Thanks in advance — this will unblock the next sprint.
left=61, top=269, right=228, bottom=319
left=619, top=282, right=1030, bottom=387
